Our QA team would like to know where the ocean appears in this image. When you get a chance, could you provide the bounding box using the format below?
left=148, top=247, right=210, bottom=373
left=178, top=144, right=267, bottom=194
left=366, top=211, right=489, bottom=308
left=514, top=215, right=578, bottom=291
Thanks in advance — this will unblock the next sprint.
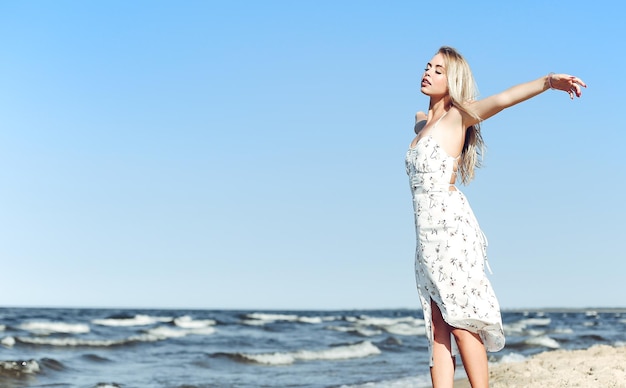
left=0, top=307, right=624, bottom=387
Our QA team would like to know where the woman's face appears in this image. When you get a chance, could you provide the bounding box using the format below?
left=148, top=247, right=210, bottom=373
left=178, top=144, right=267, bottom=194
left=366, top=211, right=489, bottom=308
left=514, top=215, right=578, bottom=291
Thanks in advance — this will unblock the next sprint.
left=421, top=53, right=448, bottom=97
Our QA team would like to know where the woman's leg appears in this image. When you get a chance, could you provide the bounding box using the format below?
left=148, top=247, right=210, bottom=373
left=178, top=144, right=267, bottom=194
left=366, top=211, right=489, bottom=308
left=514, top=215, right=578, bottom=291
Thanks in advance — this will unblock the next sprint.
left=451, top=328, right=489, bottom=388
left=430, top=299, right=456, bottom=388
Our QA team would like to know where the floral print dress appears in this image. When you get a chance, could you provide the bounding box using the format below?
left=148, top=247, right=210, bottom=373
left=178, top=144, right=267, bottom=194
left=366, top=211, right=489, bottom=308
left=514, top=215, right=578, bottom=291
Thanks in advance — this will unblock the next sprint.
left=405, top=119, right=505, bottom=365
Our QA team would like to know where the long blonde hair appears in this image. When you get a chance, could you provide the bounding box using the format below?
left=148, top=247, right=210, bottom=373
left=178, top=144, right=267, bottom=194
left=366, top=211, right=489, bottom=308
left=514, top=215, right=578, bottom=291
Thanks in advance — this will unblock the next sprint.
left=438, top=46, right=484, bottom=184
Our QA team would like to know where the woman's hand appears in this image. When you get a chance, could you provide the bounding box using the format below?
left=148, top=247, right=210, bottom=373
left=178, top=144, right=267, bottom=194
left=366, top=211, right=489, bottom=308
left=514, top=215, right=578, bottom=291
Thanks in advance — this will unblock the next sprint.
left=548, top=73, right=587, bottom=99
left=414, top=111, right=427, bottom=134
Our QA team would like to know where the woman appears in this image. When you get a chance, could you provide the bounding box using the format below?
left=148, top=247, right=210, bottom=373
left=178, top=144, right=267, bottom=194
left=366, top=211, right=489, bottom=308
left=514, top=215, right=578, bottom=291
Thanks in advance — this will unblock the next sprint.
left=405, top=46, right=585, bottom=388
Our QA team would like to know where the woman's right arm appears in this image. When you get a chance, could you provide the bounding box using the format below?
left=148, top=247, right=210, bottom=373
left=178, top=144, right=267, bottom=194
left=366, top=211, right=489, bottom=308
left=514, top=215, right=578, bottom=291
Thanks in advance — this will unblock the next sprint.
left=462, top=73, right=586, bottom=127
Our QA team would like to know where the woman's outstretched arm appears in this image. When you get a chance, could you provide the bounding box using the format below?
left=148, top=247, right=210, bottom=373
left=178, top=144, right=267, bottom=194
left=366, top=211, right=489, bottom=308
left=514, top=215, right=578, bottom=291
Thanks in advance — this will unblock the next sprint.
left=462, top=73, right=587, bottom=127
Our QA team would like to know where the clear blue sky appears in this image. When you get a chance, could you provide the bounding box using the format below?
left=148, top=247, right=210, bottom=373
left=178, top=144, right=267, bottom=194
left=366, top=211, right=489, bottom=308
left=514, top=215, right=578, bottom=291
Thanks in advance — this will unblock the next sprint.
left=1, top=0, right=623, bottom=310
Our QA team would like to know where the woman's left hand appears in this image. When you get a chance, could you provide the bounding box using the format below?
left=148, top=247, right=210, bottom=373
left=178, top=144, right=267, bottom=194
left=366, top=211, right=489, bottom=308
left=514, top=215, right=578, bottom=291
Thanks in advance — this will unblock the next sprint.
left=548, top=73, right=587, bottom=99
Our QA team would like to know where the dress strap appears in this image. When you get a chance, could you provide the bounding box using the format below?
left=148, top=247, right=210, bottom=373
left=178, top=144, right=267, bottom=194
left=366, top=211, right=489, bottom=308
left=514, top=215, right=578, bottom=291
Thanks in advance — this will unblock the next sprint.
left=432, top=111, right=448, bottom=128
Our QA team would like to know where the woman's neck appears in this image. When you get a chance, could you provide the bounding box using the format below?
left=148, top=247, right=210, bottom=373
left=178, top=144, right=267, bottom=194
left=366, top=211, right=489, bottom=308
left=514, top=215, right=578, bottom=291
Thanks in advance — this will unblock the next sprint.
left=428, top=98, right=451, bottom=120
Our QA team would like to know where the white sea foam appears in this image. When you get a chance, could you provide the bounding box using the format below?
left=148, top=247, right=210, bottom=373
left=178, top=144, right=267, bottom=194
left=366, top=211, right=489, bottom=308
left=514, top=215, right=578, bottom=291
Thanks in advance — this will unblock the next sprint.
left=495, top=352, right=527, bottom=364
left=145, top=324, right=216, bottom=339
left=19, top=321, right=90, bottom=334
left=298, top=316, right=324, bottom=324
left=242, top=312, right=326, bottom=325
left=16, top=330, right=194, bottom=347
left=92, top=315, right=171, bottom=327
left=503, top=317, right=551, bottom=335
left=240, top=319, right=267, bottom=326
left=326, top=326, right=383, bottom=337
left=188, top=326, right=217, bottom=335
left=0, top=359, right=40, bottom=374
left=352, top=316, right=424, bottom=327
left=502, top=322, right=525, bottom=335
left=525, top=335, right=560, bottom=349
left=338, top=372, right=437, bottom=387
left=147, top=326, right=188, bottom=339
left=0, top=325, right=5, bottom=331
left=344, top=315, right=425, bottom=337
left=17, top=329, right=196, bottom=347
left=241, top=341, right=381, bottom=366
left=16, top=337, right=125, bottom=347
left=1, top=336, right=16, bottom=347
left=173, top=316, right=216, bottom=329
left=244, top=313, right=298, bottom=324
left=553, top=327, right=574, bottom=334
left=383, top=323, right=426, bottom=336
left=521, top=318, right=551, bottom=326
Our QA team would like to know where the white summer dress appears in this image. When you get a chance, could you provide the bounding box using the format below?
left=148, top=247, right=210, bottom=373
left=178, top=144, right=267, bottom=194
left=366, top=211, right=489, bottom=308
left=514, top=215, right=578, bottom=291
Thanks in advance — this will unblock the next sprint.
left=405, top=114, right=505, bottom=365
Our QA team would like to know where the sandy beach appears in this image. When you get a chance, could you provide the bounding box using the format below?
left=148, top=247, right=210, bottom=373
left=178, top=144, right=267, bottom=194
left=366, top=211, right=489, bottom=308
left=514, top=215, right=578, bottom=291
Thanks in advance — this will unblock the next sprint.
left=454, top=344, right=626, bottom=387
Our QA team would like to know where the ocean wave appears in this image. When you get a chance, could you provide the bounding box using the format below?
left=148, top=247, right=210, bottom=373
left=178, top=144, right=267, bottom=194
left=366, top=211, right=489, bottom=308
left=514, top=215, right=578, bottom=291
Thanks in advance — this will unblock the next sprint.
left=146, top=326, right=188, bottom=339
left=147, top=325, right=216, bottom=338
left=503, top=317, right=552, bottom=335
left=173, top=316, right=216, bottom=329
left=526, top=329, right=546, bottom=337
left=344, top=315, right=426, bottom=336
left=552, top=327, right=574, bottom=334
left=326, top=325, right=383, bottom=337
left=382, top=323, right=426, bottom=336
left=82, top=354, right=113, bottom=363
left=524, top=335, right=560, bottom=349
left=1, top=336, right=16, bottom=347
left=503, top=322, right=525, bottom=335
left=0, top=359, right=41, bottom=377
left=494, top=352, right=527, bottom=364
left=40, top=357, right=65, bottom=371
left=187, top=327, right=217, bottom=335
left=92, top=314, right=172, bottom=327
left=233, top=341, right=381, bottom=366
left=346, top=316, right=423, bottom=326
left=521, top=318, right=551, bottom=326
left=339, top=373, right=433, bottom=388
left=16, top=325, right=215, bottom=348
left=241, top=312, right=331, bottom=326
left=19, top=321, right=90, bottom=334
left=17, top=332, right=167, bottom=347
left=17, top=336, right=130, bottom=347
left=147, top=325, right=215, bottom=339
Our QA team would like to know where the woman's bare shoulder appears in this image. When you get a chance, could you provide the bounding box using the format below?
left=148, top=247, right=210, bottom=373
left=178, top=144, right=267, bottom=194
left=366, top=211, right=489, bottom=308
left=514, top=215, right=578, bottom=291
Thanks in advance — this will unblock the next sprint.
left=443, top=106, right=469, bottom=128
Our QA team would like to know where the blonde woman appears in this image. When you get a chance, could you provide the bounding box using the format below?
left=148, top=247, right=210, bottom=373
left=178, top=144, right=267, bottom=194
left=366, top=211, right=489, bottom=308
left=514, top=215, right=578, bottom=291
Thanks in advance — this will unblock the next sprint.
left=405, top=46, right=585, bottom=388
